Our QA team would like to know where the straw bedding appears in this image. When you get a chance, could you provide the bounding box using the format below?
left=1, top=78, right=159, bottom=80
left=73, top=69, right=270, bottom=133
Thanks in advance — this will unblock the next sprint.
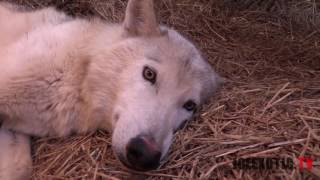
left=2, top=0, right=320, bottom=179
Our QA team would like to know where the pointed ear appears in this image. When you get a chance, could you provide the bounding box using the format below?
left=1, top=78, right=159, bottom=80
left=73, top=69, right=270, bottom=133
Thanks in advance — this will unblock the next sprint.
left=123, top=0, right=161, bottom=37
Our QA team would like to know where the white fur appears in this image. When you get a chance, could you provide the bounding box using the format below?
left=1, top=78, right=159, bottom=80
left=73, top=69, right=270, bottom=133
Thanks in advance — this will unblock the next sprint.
left=0, top=0, right=220, bottom=177
left=0, top=129, right=32, bottom=180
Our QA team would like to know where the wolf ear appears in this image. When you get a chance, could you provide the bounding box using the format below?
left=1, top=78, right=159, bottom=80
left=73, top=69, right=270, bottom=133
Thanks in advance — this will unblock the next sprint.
left=123, top=0, right=161, bottom=37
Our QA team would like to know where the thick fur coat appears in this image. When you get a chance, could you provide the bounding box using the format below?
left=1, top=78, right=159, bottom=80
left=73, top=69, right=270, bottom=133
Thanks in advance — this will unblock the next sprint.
left=0, top=0, right=219, bottom=179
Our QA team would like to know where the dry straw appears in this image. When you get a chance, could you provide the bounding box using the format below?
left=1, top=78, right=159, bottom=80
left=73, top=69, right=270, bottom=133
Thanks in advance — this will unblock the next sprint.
left=4, top=0, right=320, bottom=179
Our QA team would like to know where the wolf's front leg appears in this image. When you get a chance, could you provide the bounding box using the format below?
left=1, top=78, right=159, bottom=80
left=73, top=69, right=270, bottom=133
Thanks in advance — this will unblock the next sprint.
left=0, top=129, right=32, bottom=180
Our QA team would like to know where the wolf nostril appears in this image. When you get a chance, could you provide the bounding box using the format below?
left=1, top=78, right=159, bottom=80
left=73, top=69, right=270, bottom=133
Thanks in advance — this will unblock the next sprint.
left=128, top=145, right=143, bottom=159
left=126, top=136, right=161, bottom=171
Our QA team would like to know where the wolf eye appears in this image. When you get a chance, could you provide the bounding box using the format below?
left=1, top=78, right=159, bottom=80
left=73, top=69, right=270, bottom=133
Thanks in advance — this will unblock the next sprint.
left=183, top=100, right=197, bottom=112
left=143, top=66, right=157, bottom=84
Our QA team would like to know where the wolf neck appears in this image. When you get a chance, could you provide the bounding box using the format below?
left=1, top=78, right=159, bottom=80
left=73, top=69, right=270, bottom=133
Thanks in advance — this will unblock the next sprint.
left=0, top=20, right=128, bottom=137
left=74, top=21, right=127, bottom=134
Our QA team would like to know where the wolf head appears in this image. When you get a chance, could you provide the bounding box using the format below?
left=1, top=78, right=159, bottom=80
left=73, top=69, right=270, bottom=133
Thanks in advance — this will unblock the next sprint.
left=110, top=0, right=220, bottom=171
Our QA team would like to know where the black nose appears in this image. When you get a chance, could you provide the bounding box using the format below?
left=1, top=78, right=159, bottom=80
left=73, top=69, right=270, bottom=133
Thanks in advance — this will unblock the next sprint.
left=126, top=136, right=161, bottom=171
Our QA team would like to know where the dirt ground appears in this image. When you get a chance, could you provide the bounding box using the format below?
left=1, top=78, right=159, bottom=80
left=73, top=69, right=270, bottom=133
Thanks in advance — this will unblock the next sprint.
left=3, top=0, right=320, bottom=179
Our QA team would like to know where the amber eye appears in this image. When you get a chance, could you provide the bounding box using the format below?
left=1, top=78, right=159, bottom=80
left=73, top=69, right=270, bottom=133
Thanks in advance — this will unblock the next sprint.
left=183, top=100, right=197, bottom=112
left=143, top=66, right=157, bottom=84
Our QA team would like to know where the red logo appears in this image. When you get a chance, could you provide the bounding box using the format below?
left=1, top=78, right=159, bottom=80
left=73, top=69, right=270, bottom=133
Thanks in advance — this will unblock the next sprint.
left=299, top=157, right=313, bottom=170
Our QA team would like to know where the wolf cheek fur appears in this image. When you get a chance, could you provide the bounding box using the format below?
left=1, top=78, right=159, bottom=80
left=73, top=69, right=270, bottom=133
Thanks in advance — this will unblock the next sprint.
left=0, top=0, right=220, bottom=177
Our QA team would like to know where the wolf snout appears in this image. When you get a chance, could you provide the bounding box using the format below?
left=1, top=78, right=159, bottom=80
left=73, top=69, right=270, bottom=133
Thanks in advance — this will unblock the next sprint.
left=125, top=135, right=161, bottom=171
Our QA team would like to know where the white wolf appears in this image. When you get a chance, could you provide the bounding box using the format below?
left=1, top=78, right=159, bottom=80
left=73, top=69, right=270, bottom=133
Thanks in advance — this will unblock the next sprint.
left=0, top=0, right=220, bottom=179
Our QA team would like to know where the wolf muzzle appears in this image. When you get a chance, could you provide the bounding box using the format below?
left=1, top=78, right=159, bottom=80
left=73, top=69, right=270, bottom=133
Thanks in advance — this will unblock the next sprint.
left=125, top=135, right=161, bottom=171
